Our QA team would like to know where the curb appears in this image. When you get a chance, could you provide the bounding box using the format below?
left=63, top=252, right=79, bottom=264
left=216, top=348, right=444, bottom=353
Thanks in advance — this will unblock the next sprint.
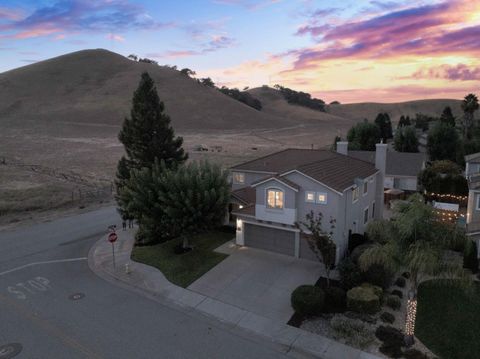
left=88, top=234, right=381, bottom=359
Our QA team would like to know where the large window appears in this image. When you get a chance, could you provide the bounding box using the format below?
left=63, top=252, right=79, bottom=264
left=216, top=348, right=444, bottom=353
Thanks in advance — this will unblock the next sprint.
left=316, top=192, right=327, bottom=204
left=267, top=189, right=284, bottom=209
left=233, top=172, right=245, bottom=184
left=352, top=187, right=360, bottom=203
left=305, top=191, right=315, bottom=203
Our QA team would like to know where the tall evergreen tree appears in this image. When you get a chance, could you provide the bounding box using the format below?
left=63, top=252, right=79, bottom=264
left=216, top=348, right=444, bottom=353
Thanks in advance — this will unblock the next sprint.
left=398, top=115, right=412, bottom=128
left=347, top=122, right=381, bottom=150
left=440, top=106, right=456, bottom=127
left=375, top=113, right=393, bottom=141
left=394, top=126, right=419, bottom=153
left=427, top=122, right=461, bottom=162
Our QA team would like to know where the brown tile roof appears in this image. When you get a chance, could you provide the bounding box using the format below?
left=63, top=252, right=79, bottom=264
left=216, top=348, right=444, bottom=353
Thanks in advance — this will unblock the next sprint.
left=251, top=176, right=300, bottom=191
left=231, top=187, right=256, bottom=205
left=232, top=204, right=255, bottom=217
left=231, top=149, right=377, bottom=192
left=349, top=150, right=426, bottom=177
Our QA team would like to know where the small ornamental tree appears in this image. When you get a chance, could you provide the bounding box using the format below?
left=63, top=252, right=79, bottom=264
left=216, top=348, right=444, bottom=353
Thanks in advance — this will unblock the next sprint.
left=296, top=211, right=337, bottom=287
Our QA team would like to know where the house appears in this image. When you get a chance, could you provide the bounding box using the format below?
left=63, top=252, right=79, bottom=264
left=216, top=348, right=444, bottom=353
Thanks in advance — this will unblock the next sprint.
left=337, top=143, right=426, bottom=192
left=464, top=153, right=480, bottom=259
left=230, top=143, right=386, bottom=263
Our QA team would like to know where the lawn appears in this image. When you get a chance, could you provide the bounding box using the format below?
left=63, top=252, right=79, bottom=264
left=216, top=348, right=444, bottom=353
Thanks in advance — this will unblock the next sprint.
left=131, top=229, right=234, bottom=288
left=416, top=279, right=480, bottom=359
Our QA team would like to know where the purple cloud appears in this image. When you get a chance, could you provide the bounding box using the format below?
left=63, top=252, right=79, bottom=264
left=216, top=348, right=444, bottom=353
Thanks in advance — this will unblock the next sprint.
left=411, top=64, right=480, bottom=81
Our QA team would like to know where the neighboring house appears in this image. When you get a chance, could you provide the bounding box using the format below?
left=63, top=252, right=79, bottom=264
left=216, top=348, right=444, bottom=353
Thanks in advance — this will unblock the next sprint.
left=336, top=142, right=426, bottom=192
left=230, top=143, right=386, bottom=263
left=464, top=153, right=480, bottom=259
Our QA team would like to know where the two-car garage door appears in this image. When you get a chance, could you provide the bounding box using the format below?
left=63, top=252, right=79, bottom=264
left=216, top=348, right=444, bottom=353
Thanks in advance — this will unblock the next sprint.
left=244, top=223, right=295, bottom=256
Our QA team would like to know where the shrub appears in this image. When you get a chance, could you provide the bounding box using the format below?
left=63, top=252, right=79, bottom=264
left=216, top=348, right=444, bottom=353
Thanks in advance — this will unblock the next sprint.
left=361, top=282, right=383, bottom=301
left=291, top=285, right=325, bottom=316
left=386, top=295, right=401, bottom=310
left=350, top=243, right=373, bottom=264
left=338, top=258, right=364, bottom=290
left=391, top=289, right=403, bottom=299
left=330, top=315, right=375, bottom=349
left=346, top=286, right=380, bottom=314
left=348, top=233, right=367, bottom=253
left=380, top=341, right=403, bottom=358
left=324, top=287, right=346, bottom=313
left=364, top=263, right=393, bottom=289
left=463, top=240, right=479, bottom=274
left=395, top=277, right=406, bottom=287
left=402, top=272, right=410, bottom=279
left=375, top=325, right=404, bottom=343
left=403, top=348, right=429, bottom=359
left=380, top=312, right=395, bottom=324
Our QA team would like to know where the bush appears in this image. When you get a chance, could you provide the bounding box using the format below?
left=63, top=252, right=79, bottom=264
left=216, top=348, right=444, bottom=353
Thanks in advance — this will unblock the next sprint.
left=403, top=348, right=429, bottom=359
left=380, top=312, right=395, bottom=324
left=375, top=325, right=404, bottom=343
left=291, top=285, right=325, bottom=316
left=324, top=287, right=346, bottom=313
left=350, top=243, right=373, bottom=264
left=395, top=277, right=406, bottom=287
left=338, top=258, right=364, bottom=290
left=346, top=286, right=380, bottom=314
left=348, top=233, right=367, bottom=253
left=330, top=315, right=375, bottom=349
left=391, top=289, right=403, bottom=299
left=364, top=263, right=393, bottom=289
left=402, top=272, right=410, bottom=279
left=361, top=282, right=383, bottom=300
left=380, top=341, right=403, bottom=358
left=463, top=240, right=479, bottom=274
left=386, top=295, right=401, bottom=310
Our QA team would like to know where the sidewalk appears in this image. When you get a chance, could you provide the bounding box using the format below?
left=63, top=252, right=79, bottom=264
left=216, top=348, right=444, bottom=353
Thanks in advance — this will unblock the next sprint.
left=88, top=230, right=381, bottom=359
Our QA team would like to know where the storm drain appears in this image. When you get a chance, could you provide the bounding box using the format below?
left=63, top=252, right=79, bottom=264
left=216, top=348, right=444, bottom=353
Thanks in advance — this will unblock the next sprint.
left=68, top=293, right=85, bottom=301
left=0, top=343, right=22, bottom=358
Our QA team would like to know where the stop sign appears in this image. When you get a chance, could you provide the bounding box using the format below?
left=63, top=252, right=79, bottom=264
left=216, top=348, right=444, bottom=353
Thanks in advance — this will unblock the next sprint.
left=108, top=232, right=118, bottom=243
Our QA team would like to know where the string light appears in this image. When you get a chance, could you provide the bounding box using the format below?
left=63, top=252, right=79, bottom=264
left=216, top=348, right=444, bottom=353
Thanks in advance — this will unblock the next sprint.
left=425, top=192, right=467, bottom=201
left=405, top=298, right=417, bottom=337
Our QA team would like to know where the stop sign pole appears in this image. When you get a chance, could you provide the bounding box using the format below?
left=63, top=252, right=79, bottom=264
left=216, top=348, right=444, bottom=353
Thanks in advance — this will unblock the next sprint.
left=108, top=230, right=118, bottom=269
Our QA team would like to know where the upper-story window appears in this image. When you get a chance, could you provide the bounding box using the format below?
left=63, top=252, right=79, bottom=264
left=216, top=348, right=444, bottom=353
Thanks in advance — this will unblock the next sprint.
left=316, top=192, right=327, bottom=204
left=363, top=181, right=368, bottom=195
left=476, top=195, right=480, bottom=211
left=364, top=207, right=369, bottom=224
left=267, top=188, right=284, bottom=209
left=352, top=187, right=360, bottom=203
left=305, top=191, right=315, bottom=203
left=233, top=172, right=245, bottom=184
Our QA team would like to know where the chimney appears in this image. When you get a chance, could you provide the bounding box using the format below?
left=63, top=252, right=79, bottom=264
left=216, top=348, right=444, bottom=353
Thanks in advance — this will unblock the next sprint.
left=336, top=141, right=348, bottom=156
left=375, top=141, right=387, bottom=175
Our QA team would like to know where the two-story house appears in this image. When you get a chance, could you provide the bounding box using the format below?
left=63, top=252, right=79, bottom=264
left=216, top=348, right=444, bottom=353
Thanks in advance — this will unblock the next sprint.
left=230, top=142, right=387, bottom=264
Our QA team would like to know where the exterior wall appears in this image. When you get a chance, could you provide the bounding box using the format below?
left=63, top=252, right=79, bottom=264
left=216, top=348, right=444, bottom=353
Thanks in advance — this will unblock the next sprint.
left=466, top=162, right=480, bottom=177
left=467, top=189, right=480, bottom=224
left=384, top=176, right=394, bottom=189
left=231, top=170, right=273, bottom=190
left=254, top=180, right=297, bottom=225
left=385, top=176, right=418, bottom=191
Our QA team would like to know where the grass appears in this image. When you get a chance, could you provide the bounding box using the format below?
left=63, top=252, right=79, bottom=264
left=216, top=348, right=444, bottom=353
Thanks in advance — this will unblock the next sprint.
left=131, top=229, right=234, bottom=288
left=416, top=279, right=480, bottom=359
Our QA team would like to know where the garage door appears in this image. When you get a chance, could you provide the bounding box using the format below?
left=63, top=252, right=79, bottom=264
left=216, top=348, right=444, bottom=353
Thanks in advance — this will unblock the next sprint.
left=299, top=234, right=320, bottom=262
left=244, top=224, right=295, bottom=256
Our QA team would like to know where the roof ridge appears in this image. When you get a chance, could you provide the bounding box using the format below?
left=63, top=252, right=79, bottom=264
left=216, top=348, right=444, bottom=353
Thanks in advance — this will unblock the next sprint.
left=230, top=148, right=330, bottom=169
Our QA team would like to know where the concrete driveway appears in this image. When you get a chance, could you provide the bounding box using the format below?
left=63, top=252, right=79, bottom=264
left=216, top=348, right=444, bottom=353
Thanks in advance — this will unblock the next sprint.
left=188, top=243, right=323, bottom=322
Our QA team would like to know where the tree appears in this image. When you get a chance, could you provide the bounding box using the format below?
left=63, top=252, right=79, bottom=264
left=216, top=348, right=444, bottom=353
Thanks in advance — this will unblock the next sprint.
left=180, top=68, right=196, bottom=77
left=414, top=113, right=434, bottom=132
left=393, top=126, right=419, bottom=153
left=418, top=160, right=468, bottom=196
left=461, top=93, right=479, bottom=139
left=347, top=122, right=381, bottom=150
left=118, top=72, right=187, bottom=172
left=273, top=84, right=326, bottom=111
left=359, top=194, right=470, bottom=346
left=440, top=106, right=456, bottom=127
left=427, top=122, right=461, bottom=162
left=199, top=77, right=215, bottom=87
left=127, top=54, right=138, bottom=61
left=398, top=115, right=411, bottom=128
left=296, top=211, right=336, bottom=287
left=218, top=86, right=262, bottom=110
left=121, top=160, right=230, bottom=247
left=115, top=156, right=132, bottom=219
left=331, top=135, right=341, bottom=151
left=375, top=113, right=393, bottom=141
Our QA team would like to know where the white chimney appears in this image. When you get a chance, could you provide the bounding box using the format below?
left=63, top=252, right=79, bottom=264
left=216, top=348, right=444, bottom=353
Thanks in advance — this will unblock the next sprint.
left=336, top=141, right=348, bottom=156
left=375, top=142, right=387, bottom=175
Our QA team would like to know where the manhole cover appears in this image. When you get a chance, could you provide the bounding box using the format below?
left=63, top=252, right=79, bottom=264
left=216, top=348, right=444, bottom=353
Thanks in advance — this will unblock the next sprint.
left=0, top=343, right=22, bottom=358
left=68, top=293, right=85, bottom=301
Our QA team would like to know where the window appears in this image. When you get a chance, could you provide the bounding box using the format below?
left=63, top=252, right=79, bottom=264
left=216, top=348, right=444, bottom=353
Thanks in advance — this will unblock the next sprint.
left=372, top=201, right=376, bottom=218
left=476, top=195, right=480, bottom=211
left=267, top=189, right=284, bottom=209
left=352, top=187, right=360, bottom=203
left=233, top=172, right=245, bottom=184
left=305, top=191, right=315, bottom=203
left=363, top=181, right=368, bottom=195
left=364, top=207, right=369, bottom=224
left=316, top=192, right=327, bottom=204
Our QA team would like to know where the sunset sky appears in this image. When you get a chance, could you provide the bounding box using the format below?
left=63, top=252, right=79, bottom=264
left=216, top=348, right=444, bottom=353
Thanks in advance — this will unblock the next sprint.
left=0, top=0, right=479, bottom=103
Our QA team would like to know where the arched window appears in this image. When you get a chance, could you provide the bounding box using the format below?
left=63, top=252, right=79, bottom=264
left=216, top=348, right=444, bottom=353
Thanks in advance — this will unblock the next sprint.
left=266, top=188, right=284, bottom=209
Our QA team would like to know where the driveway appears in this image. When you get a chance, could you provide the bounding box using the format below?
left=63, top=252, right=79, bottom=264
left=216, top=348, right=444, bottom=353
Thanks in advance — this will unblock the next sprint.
left=188, top=243, right=323, bottom=322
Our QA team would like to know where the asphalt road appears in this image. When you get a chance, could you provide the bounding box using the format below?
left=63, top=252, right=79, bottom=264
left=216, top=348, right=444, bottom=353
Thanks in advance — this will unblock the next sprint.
left=0, top=207, right=305, bottom=359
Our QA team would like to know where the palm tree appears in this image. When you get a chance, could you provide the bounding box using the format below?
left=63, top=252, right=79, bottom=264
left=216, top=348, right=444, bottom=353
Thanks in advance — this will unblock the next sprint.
left=359, top=194, right=470, bottom=346
left=461, top=93, right=479, bottom=139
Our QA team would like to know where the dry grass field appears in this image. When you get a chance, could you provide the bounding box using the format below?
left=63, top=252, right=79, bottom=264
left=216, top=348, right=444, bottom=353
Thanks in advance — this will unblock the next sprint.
left=0, top=49, right=464, bottom=227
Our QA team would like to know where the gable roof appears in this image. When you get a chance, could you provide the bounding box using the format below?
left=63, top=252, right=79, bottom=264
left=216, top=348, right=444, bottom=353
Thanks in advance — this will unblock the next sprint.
left=231, top=149, right=377, bottom=192
left=465, top=152, right=480, bottom=163
left=251, top=176, right=300, bottom=191
left=231, top=187, right=256, bottom=205
left=349, top=150, right=425, bottom=177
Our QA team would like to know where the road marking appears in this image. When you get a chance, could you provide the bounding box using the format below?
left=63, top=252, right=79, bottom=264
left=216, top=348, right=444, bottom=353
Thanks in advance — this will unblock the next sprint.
left=0, top=257, right=87, bottom=276
left=7, top=277, right=51, bottom=300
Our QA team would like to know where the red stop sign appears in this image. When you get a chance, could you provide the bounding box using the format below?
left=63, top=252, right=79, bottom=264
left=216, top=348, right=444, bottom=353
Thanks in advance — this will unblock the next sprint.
left=108, top=232, right=118, bottom=243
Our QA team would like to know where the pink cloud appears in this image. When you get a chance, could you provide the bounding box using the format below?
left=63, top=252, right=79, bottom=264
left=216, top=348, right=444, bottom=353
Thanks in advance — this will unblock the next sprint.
left=106, top=33, right=125, bottom=42
left=410, top=64, right=480, bottom=81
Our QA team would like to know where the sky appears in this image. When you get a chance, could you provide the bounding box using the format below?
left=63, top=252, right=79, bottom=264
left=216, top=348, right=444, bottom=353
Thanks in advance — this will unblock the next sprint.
left=0, top=0, right=479, bottom=103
